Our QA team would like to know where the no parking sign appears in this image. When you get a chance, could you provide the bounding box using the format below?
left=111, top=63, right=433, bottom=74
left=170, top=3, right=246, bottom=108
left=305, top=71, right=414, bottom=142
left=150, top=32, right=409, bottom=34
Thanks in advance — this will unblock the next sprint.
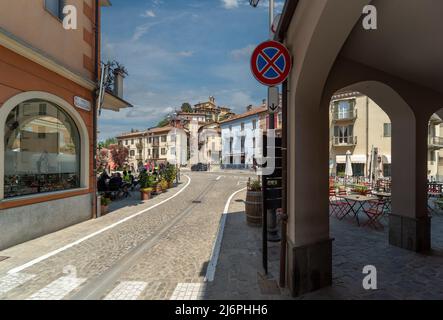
left=250, top=40, right=292, bottom=86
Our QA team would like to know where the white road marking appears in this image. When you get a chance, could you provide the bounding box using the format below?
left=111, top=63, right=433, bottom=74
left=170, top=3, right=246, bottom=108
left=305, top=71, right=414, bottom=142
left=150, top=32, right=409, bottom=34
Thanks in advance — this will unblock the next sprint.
left=104, top=281, right=147, bottom=300
left=0, top=273, right=35, bottom=296
left=27, top=275, right=86, bottom=300
left=170, top=283, right=206, bottom=300
left=8, top=175, right=192, bottom=275
left=216, top=176, right=222, bottom=181
left=205, top=187, right=247, bottom=282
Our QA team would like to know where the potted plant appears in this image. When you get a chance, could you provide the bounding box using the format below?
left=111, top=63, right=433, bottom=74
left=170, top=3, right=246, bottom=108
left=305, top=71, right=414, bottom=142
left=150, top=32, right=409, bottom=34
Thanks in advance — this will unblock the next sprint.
left=352, top=185, right=369, bottom=195
left=165, top=164, right=177, bottom=188
left=245, top=178, right=263, bottom=227
left=139, top=170, right=154, bottom=200
left=160, top=178, right=169, bottom=191
left=140, top=187, right=153, bottom=200
left=101, top=196, right=111, bottom=215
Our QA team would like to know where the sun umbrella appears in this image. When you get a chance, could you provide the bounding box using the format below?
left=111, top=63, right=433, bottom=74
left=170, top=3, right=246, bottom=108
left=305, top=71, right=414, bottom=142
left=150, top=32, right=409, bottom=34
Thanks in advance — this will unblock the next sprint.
left=345, top=150, right=353, bottom=178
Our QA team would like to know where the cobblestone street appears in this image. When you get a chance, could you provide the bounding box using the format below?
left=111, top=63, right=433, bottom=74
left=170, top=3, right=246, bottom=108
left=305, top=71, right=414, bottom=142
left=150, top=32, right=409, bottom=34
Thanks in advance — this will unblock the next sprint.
left=2, top=171, right=443, bottom=300
left=0, top=172, right=252, bottom=300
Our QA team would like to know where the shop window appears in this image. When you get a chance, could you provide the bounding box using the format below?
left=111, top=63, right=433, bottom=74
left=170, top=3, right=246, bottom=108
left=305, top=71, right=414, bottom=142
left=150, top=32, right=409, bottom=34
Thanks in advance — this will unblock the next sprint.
left=383, top=164, right=392, bottom=177
left=352, top=163, right=365, bottom=177
left=4, top=99, right=80, bottom=198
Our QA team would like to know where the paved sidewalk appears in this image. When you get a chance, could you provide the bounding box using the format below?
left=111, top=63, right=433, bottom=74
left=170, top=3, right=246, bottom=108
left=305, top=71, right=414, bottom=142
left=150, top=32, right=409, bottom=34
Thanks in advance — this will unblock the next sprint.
left=205, top=191, right=443, bottom=300
left=204, top=190, right=292, bottom=300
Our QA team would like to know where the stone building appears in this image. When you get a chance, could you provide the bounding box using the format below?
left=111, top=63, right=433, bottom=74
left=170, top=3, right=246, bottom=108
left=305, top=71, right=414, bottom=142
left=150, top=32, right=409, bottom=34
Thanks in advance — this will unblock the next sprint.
left=330, top=91, right=443, bottom=180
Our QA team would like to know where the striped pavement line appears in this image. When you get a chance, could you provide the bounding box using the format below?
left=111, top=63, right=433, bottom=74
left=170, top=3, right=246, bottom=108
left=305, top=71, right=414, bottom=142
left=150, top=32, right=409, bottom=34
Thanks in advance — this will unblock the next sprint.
left=103, top=281, right=147, bottom=300
left=0, top=273, right=35, bottom=297
left=27, top=276, right=86, bottom=300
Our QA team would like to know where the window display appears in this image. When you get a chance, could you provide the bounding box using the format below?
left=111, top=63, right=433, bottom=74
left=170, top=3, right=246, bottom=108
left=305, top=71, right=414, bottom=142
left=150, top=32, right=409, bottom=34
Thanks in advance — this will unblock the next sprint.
left=4, top=99, right=80, bottom=198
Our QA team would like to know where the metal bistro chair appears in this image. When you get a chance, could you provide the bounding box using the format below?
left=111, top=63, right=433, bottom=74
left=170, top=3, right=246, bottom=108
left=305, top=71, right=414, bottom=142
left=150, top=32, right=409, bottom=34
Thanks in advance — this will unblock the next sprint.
left=363, top=199, right=386, bottom=229
left=329, top=188, right=345, bottom=217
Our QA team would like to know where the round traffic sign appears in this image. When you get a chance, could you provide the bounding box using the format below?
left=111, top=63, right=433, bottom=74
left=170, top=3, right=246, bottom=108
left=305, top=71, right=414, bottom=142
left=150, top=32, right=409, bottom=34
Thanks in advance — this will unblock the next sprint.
left=250, top=40, right=292, bottom=86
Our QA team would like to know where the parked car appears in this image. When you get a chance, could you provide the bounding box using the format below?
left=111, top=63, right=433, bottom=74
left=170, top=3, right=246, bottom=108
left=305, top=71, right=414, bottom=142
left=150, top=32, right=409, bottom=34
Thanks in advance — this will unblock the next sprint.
left=191, top=163, right=208, bottom=171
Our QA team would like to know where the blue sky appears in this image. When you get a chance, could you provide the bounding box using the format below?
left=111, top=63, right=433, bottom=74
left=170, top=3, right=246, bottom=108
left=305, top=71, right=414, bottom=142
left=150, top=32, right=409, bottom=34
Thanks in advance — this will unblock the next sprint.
left=99, top=0, right=284, bottom=140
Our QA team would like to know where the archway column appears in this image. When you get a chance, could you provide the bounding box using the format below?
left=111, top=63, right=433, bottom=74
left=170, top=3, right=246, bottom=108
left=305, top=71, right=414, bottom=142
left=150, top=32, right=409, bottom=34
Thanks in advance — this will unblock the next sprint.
left=389, top=114, right=431, bottom=252
left=286, top=92, right=332, bottom=296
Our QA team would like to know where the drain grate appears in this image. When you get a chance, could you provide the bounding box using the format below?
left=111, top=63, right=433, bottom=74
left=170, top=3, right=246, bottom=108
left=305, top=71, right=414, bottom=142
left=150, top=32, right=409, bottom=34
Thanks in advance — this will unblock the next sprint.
left=0, top=256, right=10, bottom=262
left=192, top=200, right=202, bottom=204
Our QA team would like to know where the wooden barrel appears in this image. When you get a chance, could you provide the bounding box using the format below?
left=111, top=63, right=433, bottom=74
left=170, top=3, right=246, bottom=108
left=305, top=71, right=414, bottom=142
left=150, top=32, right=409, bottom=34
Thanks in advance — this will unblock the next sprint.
left=245, top=191, right=263, bottom=227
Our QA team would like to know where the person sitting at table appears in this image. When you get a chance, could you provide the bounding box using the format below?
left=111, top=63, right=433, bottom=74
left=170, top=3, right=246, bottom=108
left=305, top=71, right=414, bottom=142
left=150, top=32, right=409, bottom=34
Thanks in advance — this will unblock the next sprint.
left=108, top=173, right=123, bottom=191
left=97, top=171, right=110, bottom=192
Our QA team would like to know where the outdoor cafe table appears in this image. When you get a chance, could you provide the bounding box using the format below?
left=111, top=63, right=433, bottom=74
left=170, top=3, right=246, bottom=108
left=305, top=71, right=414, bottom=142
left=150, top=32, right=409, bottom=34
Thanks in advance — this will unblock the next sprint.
left=372, top=191, right=392, bottom=215
left=338, top=194, right=378, bottom=226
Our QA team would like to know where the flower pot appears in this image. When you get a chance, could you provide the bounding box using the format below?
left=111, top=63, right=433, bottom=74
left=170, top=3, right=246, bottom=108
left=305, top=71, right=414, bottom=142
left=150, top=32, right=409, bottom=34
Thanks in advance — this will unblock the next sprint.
left=168, top=181, right=174, bottom=189
left=101, top=205, right=109, bottom=216
left=155, top=184, right=162, bottom=194
left=140, top=191, right=151, bottom=201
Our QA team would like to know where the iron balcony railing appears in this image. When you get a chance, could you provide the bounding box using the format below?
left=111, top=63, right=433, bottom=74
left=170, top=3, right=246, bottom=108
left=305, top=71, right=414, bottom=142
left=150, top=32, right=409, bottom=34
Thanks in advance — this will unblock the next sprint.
left=332, top=136, right=357, bottom=146
left=332, top=109, right=357, bottom=121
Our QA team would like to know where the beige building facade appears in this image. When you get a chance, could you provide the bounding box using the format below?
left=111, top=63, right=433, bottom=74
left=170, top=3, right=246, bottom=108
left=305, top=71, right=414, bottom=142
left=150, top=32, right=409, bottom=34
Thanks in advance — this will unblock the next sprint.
left=330, top=91, right=443, bottom=180
left=117, top=126, right=188, bottom=171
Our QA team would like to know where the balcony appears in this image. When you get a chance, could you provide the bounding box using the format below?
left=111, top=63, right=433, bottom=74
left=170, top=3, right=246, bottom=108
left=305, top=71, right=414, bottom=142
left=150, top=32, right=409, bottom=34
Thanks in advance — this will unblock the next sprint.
left=332, top=136, right=357, bottom=147
left=428, top=136, right=443, bottom=149
left=332, top=109, right=357, bottom=122
left=430, top=114, right=443, bottom=125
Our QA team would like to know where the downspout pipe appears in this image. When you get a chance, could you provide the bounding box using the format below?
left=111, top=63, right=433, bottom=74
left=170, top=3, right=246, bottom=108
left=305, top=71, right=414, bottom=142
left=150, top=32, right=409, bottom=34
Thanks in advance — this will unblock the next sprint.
left=92, top=0, right=100, bottom=219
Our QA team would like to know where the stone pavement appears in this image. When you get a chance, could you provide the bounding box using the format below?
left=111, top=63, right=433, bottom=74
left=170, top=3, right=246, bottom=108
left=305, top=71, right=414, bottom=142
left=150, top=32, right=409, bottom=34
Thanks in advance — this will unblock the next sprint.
left=205, top=192, right=443, bottom=300
left=0, top=172, right=251, bottom=300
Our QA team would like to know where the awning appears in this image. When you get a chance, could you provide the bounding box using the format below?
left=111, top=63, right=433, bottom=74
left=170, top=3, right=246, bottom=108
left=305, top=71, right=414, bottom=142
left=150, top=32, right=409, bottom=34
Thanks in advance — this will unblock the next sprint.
left=336, top=154, right=366, bottom=164
left=382, top=155, right=392, bottom=164
left=101, top=91, right=133, bottom=112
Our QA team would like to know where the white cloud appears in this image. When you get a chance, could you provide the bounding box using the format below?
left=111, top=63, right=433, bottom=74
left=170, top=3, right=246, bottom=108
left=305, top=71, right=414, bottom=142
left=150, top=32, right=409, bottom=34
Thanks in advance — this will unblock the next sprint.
left=131, top=12, right=188, bottom=42
left=229, top=44, right=255, bottom=60
left=141, top=10, right=156, bottom=18
left=221, top=0, right=239, bottom=9
left=177, top=51, right=194, bottom=57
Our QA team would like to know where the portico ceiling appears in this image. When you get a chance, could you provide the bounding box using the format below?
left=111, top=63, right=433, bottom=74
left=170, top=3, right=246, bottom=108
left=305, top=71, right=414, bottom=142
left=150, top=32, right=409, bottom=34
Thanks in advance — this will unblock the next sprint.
left=339, top=0, right=443, bottom=95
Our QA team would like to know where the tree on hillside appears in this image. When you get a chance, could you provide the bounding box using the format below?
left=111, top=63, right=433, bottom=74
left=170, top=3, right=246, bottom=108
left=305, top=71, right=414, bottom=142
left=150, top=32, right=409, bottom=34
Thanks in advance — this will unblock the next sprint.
left=109, top=145, right=129, bottom=170
left=181, top=102, right=193, bottom=113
